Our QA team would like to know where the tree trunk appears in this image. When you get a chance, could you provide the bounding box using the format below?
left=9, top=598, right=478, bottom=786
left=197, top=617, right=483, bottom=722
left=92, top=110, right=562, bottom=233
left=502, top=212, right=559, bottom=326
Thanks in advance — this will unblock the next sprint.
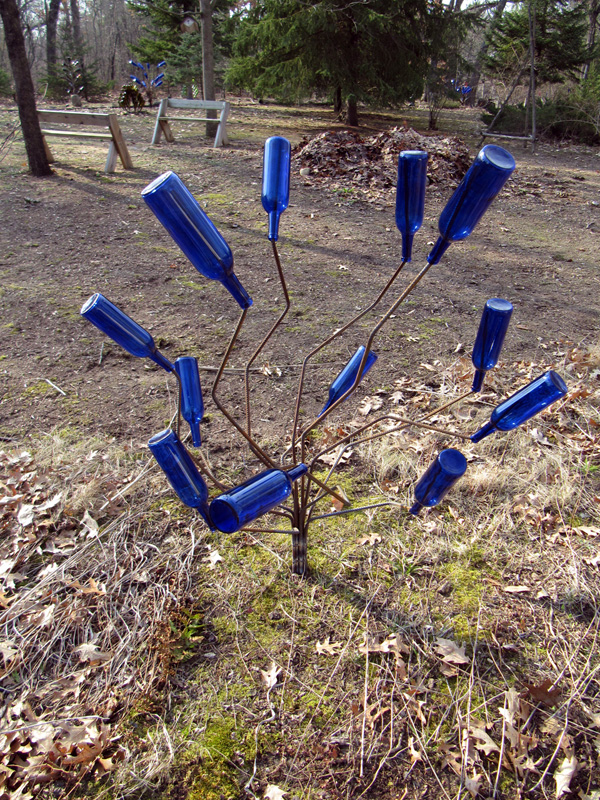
left=583, top=0, right=600, bottom=81
left=333, top=86, right=342, bottom=114
left=0, top=0, right=52, bottom=176
left=70, top=0, right=87, bottom=99
left=201, top=0, right=218, bottom=138
left=46, top=0, right=60, bottom=86
left=346, top=94, right=358, bottom=126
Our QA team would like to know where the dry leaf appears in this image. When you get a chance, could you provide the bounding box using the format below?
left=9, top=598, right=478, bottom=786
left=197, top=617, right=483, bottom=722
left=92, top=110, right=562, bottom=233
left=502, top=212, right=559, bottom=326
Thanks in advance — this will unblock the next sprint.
left=316, top=637, right=342, bottom=656
left=81, top=510, right=99, bottom=536
left=357, top=532, right=382, bottom=546
left=260, top=662, right=281, bottom=690
left=524, top=678, right=561, bottom=706
left=74, top=643, right=112, bottom=665
left=436, top=637, right=470, bottom=665
left=470, top=726, right=500, bottom=756
left=554, top=754, right=577, bottom=798
left=504, top=585, right=532, bottom=594
left=464, top=773, right=482, bottom=798
left=318, top=446, right=353, bottom=467
left=204, top=549, right=223, bottom=569
left=264, top=783, right=287, bottom=800
left=408, top=736, right=422, bottom=763
left=17, top=504, right=34, bottom=526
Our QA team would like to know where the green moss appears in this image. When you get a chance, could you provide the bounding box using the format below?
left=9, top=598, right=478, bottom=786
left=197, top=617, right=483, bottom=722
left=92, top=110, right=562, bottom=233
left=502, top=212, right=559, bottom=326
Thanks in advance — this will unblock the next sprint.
left=24, top=380, right=53, bottom=397
left=179, top=279, right=207, bottom=291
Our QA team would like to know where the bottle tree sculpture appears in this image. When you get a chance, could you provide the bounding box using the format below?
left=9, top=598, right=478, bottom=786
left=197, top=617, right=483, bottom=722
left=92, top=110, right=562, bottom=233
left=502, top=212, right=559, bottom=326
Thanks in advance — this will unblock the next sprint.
left=81, top=140, right=568, bottom=575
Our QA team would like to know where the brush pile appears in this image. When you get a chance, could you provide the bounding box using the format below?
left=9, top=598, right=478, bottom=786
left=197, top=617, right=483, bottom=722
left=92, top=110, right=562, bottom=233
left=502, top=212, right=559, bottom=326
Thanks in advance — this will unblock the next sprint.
left=292, top=127, right=472, bottom=204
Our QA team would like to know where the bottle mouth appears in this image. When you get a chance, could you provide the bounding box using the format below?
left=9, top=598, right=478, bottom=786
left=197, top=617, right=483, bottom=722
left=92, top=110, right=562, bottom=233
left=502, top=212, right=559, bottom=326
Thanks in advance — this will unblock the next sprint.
left=486, top=298, right=513, bottom=314
left=438, top=449, right=467, bottom=476
left=80, top=293, right=100, bottom=315
left=210, top=498, right=239, bottom=533
left=141, top=171, right=176, bottom=196
left=399, top=150, right=428, bottom=160
left=148, top=428, right=175, bottom=447
left=481, top=145, right=516, bottom=171
left=549, top=370, right=568, bottom=394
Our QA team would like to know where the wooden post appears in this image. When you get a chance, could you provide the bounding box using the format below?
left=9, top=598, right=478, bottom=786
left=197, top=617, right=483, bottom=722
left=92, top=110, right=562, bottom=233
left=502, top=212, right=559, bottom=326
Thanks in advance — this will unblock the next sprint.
left=107, top=114, right=133, bottom=170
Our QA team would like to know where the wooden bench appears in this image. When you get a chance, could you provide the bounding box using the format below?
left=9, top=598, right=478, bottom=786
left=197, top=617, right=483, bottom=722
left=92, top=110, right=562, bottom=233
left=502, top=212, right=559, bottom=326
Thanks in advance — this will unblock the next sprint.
left=38, top=110, right=134, bottom=173
left=151, top=99, right=230, bottom=148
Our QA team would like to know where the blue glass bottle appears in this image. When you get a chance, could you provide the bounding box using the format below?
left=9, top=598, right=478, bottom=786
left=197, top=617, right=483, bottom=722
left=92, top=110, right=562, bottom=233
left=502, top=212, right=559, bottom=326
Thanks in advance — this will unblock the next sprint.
left=141, top=171, right=252, bottom=309
left=262, top=136, right=291, bottom=241
left=148, top=428, right=213, bottom=529
left=210, top=464, right=308, bottom=533
left=409, top=449, right=467, bottom=515
left=319, top=346, right=378, bottom=416
left=471, top=370, right=567, bottom=443
left=174, top=357, right=204, bottom=447
left=428, top=145, right=516, bottom=265
left=81, top=293, right=174, bottom=372
left=395, top=150, right=428, bottom=262
left=472, top=298, right=513, bottom=392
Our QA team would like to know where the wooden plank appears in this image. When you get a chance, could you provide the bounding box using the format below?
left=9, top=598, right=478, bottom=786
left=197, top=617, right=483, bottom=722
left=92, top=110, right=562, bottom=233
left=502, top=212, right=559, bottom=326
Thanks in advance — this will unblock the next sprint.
left=151, top=98, right=168, bottom=144
left=480, top=131, right=534, bottom=140
left=107, top=114, right=134, bottom=170
left=105, top=142, right=118, bottom=173
left=214, top=102, right=229, bottom=147
left=41, top=129, right=113, bottom=140
left=166, top=99, right=227, bottom=111
left=37, top=110, right=110, bottom=127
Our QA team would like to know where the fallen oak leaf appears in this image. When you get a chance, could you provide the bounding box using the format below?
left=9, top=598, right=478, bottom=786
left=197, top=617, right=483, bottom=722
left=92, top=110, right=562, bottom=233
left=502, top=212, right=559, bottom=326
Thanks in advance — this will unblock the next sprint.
left=554, top=754, right=577, bottom=798
left=524, top=678, right=561, bottom=706
left=469, top=726, right=500, bottom=756
left=436, top=637, right=470, bottom=665
left=316, top=637, right=342, bottom=656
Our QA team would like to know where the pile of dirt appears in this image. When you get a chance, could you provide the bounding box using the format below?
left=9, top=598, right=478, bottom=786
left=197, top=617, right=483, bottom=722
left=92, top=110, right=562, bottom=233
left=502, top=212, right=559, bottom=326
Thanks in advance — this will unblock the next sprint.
left=292, top=127, right=472, bottom=204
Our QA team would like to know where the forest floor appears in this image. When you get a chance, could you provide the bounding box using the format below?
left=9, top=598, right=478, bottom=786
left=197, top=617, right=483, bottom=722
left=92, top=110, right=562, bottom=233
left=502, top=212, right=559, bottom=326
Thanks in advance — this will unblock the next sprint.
left=0, top=98, right=599, bottom=800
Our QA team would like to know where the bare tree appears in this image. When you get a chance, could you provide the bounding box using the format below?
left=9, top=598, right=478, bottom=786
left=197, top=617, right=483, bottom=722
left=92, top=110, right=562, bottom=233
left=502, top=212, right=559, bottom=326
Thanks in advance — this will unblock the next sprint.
left=0, top=0, right=52, bottom=175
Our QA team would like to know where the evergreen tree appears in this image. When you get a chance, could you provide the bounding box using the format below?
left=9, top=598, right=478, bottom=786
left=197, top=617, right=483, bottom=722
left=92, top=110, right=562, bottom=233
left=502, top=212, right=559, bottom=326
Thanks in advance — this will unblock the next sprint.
left=484, top=0, right=592, bottom=84
left=226, top=0, right=430, bottom=125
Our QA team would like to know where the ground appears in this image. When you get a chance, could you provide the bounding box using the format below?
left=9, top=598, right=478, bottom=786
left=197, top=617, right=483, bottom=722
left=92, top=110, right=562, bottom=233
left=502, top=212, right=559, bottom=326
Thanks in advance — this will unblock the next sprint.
left=0, top=99, right=599, bottom=800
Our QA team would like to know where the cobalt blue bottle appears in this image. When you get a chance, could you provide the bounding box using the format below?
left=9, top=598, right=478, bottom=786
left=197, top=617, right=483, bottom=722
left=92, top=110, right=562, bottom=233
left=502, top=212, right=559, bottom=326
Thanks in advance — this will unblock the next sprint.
left=81, top=293, right=174, bottom=372
left=210, top=464, right=308, bottom=533
left=471, top=371, right=567, bottom=443
left=174, top=357, right=204, bottom=447
left=148, top=428, right=213, bottom=529
left=472, top=298, right=513, bottom=392
left=319, top=346, right=378, bottom=416
left=141, top=171, right=252, bottom=309
left=395, top=150, right=428, bottom=261
left=410, top=449, right=467, bottom=515
left=428, top=145, right=516, bottom=265
left=262, top=136, right=291, bottom=241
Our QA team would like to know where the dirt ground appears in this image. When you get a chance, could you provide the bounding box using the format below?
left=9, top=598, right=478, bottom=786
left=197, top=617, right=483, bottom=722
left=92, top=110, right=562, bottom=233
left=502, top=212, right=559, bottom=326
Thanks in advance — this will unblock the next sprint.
left=0, top=101, right=598, bottom=456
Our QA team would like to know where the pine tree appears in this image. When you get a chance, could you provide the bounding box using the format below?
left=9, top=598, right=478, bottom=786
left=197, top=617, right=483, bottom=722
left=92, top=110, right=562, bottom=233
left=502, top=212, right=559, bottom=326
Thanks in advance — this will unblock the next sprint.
left=485, top=0, right=591, bottom=84
left=226, top=0, right=430, bottom=125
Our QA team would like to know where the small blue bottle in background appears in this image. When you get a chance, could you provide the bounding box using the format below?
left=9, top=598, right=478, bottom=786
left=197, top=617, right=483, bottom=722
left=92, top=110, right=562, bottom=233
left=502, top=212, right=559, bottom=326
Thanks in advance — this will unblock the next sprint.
left=148, top=428, right=213, bottom=529
left=210, top=464, right=308, bottom=533
left=81, top=292, right=174, bottom=372
left=174, top=357, right=204, bottom=447
left=395, top=150, right=428, bottom=262
left=410, top=449, right=467, bottom=515
left=319, top=346, right=378, bottom=416
left=471, top=370, right=568, bottom=443
left=472, top=298, right=513, bottom=392
left=262, top=136, right=291, bottom=241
